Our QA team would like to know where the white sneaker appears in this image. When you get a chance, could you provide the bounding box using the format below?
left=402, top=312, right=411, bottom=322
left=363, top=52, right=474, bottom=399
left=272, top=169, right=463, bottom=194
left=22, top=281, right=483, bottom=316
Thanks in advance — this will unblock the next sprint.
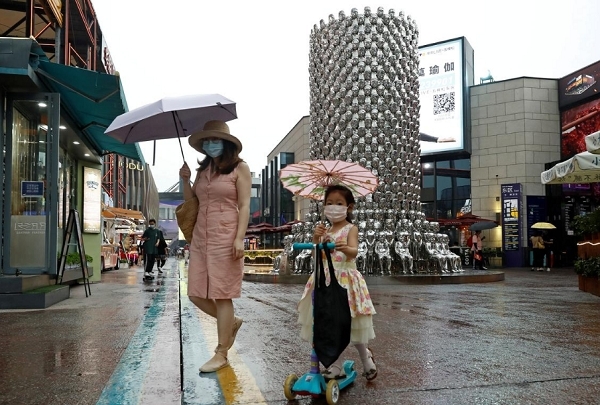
left=546, top=268, right=551, bottom=272
left=144, top=272, right=152, bottom=278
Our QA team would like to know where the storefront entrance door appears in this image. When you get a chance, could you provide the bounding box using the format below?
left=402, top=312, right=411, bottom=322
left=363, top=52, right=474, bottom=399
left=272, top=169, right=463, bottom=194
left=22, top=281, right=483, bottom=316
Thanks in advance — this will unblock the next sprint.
left=3, top=93, right=60, bottom=275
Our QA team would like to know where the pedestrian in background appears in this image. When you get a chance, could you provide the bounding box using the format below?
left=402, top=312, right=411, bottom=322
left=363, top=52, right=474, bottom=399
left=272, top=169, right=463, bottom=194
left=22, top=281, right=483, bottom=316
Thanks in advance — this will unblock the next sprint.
left=530, top=231, right=546, bottom=271
left=183, top=244, right=190, bottom=264
left=471, top=230, right=487, bottom=270
left=157, top=235, right=168, bottom=273
left=179, top=120, right=251, bottom=373
left=141, top=219, right=162, bottom=278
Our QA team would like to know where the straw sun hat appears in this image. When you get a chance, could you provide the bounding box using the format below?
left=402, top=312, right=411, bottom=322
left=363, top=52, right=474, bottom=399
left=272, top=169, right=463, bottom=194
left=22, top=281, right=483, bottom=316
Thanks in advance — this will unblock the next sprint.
left=188, top=120, right=242, bottom=154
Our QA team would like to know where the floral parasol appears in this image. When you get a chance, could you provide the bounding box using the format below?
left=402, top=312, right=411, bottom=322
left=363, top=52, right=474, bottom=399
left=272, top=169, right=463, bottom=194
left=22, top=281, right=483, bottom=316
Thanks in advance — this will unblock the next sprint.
left=279, top=159, right=378, bottom=199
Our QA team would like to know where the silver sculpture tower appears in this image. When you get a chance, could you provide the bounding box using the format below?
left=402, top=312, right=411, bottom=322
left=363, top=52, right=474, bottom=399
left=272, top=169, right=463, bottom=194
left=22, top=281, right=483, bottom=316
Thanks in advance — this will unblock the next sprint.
left=298, top=7, right=463, bottom=275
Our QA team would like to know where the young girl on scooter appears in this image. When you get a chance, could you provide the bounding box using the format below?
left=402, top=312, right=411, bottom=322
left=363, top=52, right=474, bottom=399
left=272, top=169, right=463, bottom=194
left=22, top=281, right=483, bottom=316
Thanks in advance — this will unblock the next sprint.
left=297, top=185, right=378, bottom=381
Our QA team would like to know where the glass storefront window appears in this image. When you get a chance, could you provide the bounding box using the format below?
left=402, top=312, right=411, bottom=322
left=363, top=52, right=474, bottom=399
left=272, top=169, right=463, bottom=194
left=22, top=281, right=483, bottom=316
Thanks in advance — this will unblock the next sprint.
left=9, top=101, right=49, bottom=268
left=454, top=159, right=470, bottom=170
left=11, top=106, right=47, bottom=215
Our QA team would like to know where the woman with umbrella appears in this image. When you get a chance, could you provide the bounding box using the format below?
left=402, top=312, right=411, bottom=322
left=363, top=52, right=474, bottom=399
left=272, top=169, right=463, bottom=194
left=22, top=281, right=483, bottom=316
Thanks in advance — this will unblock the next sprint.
left=179, top=120, right=251, bottom=373
left=471, top=230, right=487, bottom=270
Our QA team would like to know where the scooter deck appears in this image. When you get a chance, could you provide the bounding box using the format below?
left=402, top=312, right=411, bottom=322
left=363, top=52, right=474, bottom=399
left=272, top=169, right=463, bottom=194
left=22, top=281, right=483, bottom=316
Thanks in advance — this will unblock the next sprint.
left=292, top=360, right=357, bottom=396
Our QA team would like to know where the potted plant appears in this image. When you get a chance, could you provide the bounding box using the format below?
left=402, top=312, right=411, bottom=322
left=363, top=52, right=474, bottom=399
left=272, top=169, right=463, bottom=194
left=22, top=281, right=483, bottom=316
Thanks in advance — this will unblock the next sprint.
left=575, top=257, right=600, bottom=296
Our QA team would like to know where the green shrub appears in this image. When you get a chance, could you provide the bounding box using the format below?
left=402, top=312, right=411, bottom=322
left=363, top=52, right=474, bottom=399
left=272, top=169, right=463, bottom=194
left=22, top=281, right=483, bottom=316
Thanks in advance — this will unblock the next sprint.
left=573, top=209, right=600, bottom=236
left=575, top=257, right=600, bottom=277
left=65, top=253, right=93, bottom=266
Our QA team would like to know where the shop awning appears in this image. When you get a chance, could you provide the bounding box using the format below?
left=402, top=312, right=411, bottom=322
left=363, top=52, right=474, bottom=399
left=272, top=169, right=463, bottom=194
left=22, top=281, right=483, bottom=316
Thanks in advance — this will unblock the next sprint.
left=102, top=207, right=146, bottom=222
left=35, top=60, right=145, bottom=163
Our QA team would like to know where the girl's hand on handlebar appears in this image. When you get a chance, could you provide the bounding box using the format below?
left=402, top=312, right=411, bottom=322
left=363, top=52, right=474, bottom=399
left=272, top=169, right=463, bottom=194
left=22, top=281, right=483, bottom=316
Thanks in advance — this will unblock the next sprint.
left=312, top=223, right=327, bottom=243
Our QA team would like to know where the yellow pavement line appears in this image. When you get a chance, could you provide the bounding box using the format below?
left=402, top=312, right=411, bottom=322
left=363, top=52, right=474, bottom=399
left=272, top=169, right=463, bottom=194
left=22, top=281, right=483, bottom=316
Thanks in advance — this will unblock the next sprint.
left=182, top=274, right=268, bottom=404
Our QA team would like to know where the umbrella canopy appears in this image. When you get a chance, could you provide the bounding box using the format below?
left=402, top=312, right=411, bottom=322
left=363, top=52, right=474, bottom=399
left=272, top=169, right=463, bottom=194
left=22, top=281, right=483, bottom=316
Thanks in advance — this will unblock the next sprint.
left=585, top=130, right=600, bottom=154
left=470, top=221, right=499, bottom=231
left=279, top=159, right=378, bottom=200
left=439, top=213, right=495, bottom=228
left=531, top=222, right=556, bottom=229
left=104, top=93, right=237, bottom=159
left=541, top=151, right=600, bottom=184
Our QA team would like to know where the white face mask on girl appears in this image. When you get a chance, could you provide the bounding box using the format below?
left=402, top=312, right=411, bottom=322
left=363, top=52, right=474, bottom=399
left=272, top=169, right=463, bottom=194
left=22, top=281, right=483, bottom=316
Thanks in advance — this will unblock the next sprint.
left=324, top=205, right=348, bottom=223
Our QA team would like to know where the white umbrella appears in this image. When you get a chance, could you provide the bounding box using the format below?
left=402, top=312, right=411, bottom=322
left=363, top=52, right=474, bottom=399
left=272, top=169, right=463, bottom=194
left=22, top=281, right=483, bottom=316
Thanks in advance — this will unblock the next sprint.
left=585, top=130, right=600, bottom=154
left=541, top=151, right=600, bottom=184
left=105, top=93, right=237, bottom=160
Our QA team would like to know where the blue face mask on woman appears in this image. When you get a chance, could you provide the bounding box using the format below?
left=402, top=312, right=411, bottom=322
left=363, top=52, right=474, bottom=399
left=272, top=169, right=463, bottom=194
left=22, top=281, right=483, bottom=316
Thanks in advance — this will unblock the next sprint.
left=203, top=140, right=224, bottom=158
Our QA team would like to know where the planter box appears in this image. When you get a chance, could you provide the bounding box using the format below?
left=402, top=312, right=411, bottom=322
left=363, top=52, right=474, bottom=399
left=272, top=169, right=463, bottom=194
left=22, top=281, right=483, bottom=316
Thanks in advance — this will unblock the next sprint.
left=578, top=275, right=600, bottom=297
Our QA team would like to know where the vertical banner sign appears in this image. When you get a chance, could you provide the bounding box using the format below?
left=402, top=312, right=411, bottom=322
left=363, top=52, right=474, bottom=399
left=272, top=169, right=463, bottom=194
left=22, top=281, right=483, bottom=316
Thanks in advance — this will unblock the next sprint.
left=501, top=183, right=523, bottom=267
left=83, top=167, right=102, bottom=233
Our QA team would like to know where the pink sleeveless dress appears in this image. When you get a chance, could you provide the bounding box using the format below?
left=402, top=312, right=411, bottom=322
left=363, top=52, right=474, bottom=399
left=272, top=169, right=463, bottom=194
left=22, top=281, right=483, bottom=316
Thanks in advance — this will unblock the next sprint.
left=297, top=223, right=376, bottom=344
left=187, top=165, right=243, bottom=299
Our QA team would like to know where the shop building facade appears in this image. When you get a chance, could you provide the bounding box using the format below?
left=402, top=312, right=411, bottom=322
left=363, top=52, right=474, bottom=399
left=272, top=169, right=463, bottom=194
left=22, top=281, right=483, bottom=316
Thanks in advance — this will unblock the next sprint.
left=0, top=1, right=157, bottom=281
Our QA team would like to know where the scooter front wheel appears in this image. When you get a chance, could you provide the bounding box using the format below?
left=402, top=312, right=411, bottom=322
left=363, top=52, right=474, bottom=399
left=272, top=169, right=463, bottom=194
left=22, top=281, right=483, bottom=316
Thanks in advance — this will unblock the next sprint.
left=283, top=373, right=298, bottom=400
left=325, top=379, right=340, bottom=404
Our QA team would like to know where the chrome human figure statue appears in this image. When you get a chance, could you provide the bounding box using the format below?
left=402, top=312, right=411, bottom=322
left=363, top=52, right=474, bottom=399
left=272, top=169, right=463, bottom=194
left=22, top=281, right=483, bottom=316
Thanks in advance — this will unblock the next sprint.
left=290, top=223, right=303, bottom=273
left=394, top=229, right=414, bottom=274
left=273, top=239, right=283, bottom=274
left=356, top=231, right=368, bottom=275
left=411, top=231, right=426, bottom=273
left=438, top=233, right=463, bottom=272
left=374, top=231, right=393, bottom=276
left=294, top=223, right=312, bottom=274
left=365, top=229, right=377, bottom=276
left=275, top=235, right=292, bottom=275
left=423, top=232, right=448, bottom=273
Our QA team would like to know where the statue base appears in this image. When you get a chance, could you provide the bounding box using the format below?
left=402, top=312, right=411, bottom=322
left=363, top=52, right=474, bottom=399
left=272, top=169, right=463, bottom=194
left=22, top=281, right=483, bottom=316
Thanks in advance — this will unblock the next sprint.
left=243, top=269, right=504, bottom=285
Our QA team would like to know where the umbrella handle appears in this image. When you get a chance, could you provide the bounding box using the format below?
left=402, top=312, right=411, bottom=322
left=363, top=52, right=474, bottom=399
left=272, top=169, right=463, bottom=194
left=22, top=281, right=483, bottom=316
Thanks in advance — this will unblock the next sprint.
left=171, top=111, right=186, bottom=161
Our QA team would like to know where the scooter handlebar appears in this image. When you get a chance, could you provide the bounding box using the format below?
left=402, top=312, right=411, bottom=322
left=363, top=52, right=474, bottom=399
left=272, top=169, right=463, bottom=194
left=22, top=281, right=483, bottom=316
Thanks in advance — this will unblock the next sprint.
left=293, top=242, right=336, bottom=250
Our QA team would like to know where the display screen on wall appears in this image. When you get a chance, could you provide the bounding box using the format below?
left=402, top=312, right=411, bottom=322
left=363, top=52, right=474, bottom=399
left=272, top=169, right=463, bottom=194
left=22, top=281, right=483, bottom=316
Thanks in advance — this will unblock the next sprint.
left=560, top=97, right=600, bottom=159
left=558, top=59, right=600, bottom=110
left=418, top=38, right=466, bottom=156
left=83, top=167, right=101, bottom=233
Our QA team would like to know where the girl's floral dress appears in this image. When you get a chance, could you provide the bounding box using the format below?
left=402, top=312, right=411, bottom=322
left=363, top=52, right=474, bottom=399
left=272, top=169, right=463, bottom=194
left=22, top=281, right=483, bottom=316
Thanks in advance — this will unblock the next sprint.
left=297, top=223, right=376, bottom=344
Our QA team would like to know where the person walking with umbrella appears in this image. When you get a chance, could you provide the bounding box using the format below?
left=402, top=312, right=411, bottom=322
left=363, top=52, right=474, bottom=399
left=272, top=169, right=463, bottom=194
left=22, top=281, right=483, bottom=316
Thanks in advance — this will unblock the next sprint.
left=471, top=230, right=487, bottom=270
left=179, top=120, right=251, bottom=373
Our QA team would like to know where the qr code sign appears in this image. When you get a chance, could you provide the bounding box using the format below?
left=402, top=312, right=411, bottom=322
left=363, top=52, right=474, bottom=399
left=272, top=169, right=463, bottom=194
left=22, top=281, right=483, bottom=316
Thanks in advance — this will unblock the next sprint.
left=433, top=92, right=455, bottom=115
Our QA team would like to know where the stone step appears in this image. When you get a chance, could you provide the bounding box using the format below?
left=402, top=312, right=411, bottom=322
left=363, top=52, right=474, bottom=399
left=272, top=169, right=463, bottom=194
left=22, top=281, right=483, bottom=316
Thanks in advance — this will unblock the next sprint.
left=0, top=274, right=51, bottom=293
left=0, top=284, right=70, bottom=309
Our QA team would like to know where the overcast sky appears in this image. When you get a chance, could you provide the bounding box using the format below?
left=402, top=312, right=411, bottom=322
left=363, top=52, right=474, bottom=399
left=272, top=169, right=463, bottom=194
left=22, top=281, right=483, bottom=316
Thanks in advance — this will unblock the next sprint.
left=93, top=0, right=599, bottom=191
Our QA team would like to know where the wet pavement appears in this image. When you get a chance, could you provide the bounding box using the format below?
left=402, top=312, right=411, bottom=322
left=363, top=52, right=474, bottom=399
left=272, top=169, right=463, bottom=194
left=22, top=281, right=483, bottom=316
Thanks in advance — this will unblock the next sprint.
left=1, top=262, right=600, bottom=404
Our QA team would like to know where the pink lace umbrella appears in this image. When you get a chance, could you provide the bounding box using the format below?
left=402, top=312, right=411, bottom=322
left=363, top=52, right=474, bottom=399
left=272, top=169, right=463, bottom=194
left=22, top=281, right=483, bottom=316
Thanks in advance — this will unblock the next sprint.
left=279, top=159, right=378, bottom=199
